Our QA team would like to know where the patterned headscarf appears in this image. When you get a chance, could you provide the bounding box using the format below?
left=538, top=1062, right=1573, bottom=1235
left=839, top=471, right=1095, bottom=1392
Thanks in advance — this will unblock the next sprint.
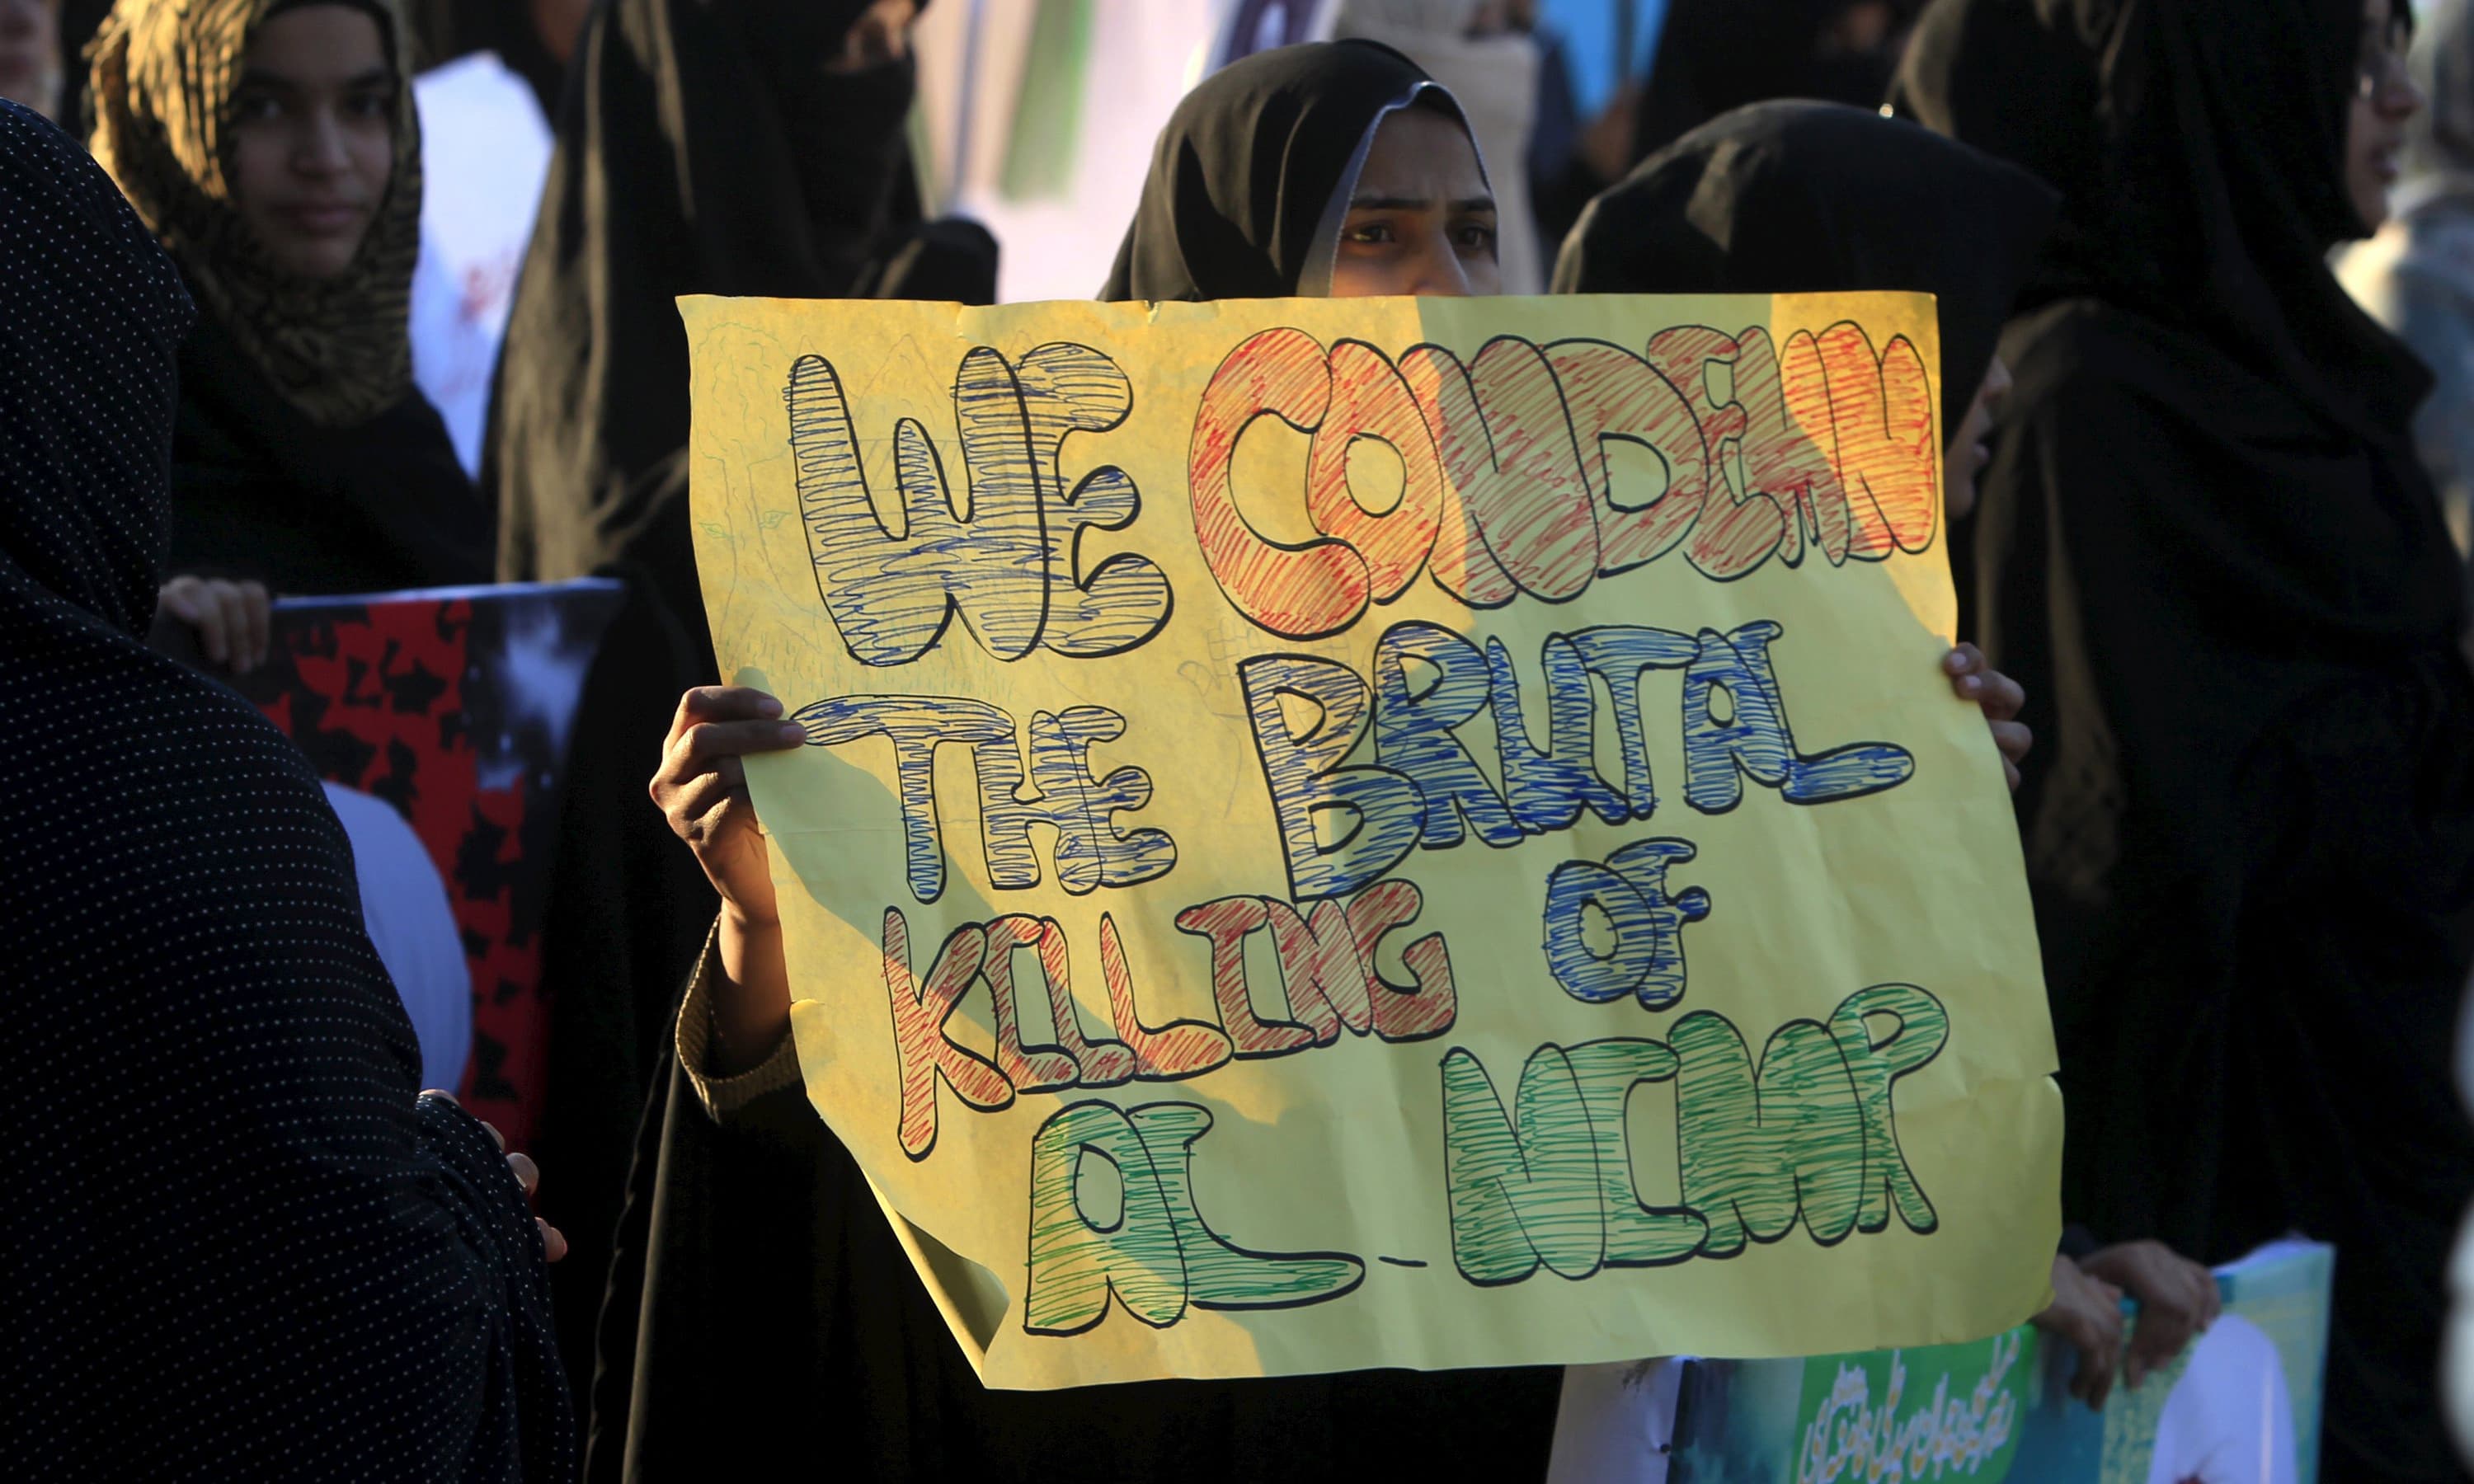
left=88, top=0, right=421, bottom=427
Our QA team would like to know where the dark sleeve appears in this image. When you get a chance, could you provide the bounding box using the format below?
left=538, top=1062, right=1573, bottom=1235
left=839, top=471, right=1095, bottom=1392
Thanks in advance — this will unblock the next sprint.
left=415, top=1092, right=581, bottom=1484
left=0, top=679, right=576, bottom=1480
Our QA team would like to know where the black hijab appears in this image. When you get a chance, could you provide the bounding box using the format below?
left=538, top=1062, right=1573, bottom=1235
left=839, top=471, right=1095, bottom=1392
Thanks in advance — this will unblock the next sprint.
left=1630, top=0, right=1924, bottom=161
left=1551, top=99, right=2058, bottom=448
left=1893, top=0, right=2435, bottom=448
left=488, top=0, right=925, bottom=641
left=1890, top=0, right=2469, bottom=886
left=1897, top=4, right=2474, bottom=1476
left=0, top=97, right=572, bottom=1477
left=1100, top=40, right=1460, bottom=301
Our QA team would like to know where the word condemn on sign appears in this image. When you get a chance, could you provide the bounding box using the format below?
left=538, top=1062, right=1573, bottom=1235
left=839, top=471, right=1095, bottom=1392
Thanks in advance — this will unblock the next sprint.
left=684, top=292, right=2061, bottom=1389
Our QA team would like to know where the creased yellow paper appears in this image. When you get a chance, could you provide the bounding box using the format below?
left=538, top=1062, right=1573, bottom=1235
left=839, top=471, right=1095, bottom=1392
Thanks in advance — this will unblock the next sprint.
left=682, top=291, right=2061, bottom=1390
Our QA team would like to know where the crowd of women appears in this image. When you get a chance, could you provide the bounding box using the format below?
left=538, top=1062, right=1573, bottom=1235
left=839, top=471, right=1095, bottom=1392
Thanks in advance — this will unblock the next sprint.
left=3, top=0, right=2471, bottom=1479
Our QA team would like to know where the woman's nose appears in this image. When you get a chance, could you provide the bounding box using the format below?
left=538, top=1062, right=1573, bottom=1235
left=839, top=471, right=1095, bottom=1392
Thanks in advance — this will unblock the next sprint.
left=294, top=113, right=351, bottom=175
left=1411, top=236, right=1473, bottom=298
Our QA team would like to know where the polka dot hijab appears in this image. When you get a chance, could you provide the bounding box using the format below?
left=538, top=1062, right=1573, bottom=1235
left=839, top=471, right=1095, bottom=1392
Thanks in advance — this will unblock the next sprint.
left=0, top=99, right=576, bottom=1480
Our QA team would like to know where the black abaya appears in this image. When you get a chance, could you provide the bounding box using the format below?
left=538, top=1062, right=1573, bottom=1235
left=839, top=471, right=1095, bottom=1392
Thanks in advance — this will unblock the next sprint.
left=595, top=1054, right=1563, bottom=1482
left=485, top=0, right=943, bottom=1401
left=167, top=310, right=491, bottom=594
left=0, top=97, right=572, bottom=1480
left=1894, top=2, right=2474, bottom=1475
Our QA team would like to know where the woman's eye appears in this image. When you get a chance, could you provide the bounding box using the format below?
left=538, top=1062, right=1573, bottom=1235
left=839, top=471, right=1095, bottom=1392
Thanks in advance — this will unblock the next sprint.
left=233, top=92, right=281, bottom=122
left=1347, top=221, right=1397, bottom=246
left=1454, top=224, right=1499, bottom=252
left=347, top=90, right=394, bottom=120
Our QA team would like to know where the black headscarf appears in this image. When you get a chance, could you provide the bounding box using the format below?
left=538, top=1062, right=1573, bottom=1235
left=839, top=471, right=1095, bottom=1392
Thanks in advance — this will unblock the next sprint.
left=164, top=314, right=492, bottom=593
left=1893, top=0, right=2434, bottom=448
left=1630, top=0, right=1926, bottom=161
left=0, top=97, right=572, bottom=1477
left=1551, top=99, right=2058, bottom=447
left=1896, top=3, right=2474, bottom=1476
left=1100, top=40, right=1459, bottom=301
left=488, top=0, right=925, bottom=638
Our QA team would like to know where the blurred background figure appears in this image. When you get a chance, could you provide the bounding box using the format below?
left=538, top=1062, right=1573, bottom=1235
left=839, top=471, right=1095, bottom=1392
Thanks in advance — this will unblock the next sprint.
left=0, top=0, right=59, bottom=117
left=486, top=0, right=995, bottom=1415
left=408, top=50, right=555, bottom=477
left=406, top=0, right=589, bottom=115
left=492, top=0, right=938, bottom=655
left=2340, top=0, right=2474, bottom=618
left=1536, top=0, right=1917, bottom=252
left=1632, top=0, right=1916, bottom=157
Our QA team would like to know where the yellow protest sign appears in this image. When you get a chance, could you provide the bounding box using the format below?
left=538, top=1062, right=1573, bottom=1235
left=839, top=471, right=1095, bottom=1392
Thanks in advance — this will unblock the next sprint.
left=682, top=292, right=2062, bottom=1391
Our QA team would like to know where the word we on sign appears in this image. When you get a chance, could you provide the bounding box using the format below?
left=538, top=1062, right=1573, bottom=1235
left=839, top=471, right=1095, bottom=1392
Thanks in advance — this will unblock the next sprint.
left=684, top=292, right=2059, bottom=1389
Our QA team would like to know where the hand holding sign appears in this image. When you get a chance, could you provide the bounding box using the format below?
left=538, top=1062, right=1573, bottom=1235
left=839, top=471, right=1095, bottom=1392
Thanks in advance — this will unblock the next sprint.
left=651, top=684, right=804, bottom=1075
left=1944, top=642, right=2031, bottom=791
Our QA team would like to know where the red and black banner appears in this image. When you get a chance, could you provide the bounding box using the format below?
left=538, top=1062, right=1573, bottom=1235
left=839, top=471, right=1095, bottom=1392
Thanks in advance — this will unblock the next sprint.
left=232, top=579, right=622, bottom=1149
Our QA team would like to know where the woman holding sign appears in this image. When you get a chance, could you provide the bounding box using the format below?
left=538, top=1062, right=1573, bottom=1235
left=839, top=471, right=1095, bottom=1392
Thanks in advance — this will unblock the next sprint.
left=1894, top=0, right=2474, bottom=1475
left=615, top=41, right=1580, bottom=1483
left=624, top=41, right=2055, bottom=1478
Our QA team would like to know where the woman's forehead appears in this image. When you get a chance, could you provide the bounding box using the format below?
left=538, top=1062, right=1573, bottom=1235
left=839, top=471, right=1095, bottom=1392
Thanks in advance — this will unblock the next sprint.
left=1353, top=107, right=1489, bottom=204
